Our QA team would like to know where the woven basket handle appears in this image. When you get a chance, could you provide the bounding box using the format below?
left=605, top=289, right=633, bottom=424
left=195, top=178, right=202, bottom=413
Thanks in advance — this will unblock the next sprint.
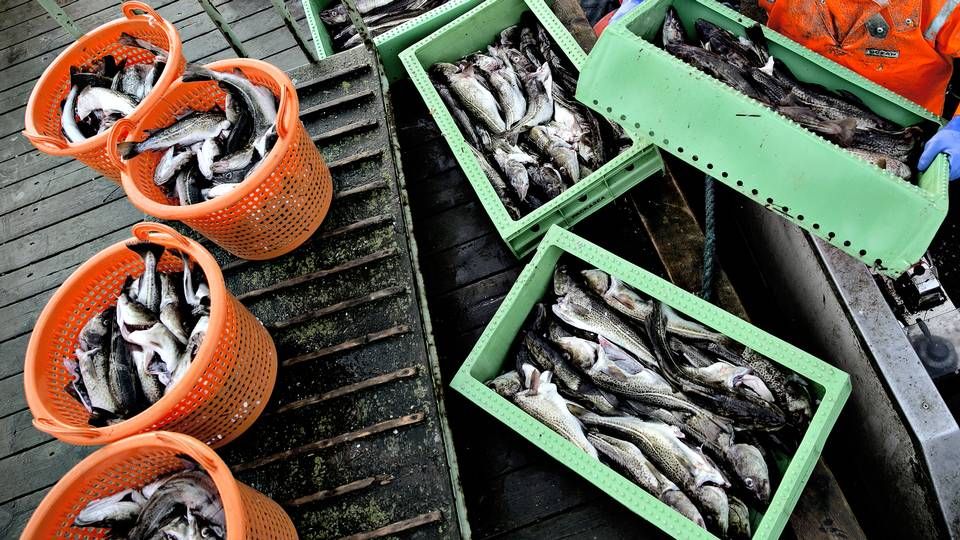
left=22, top=131, right=67, bottom=152
left=32, top=417, right=99, bottom=441
left=132, top=222, right=192, bottom=250
left=154, top=432, right=221, bottom=473
left=276, top=85, right=294, bottom=138
left=122, top=1, right=164, bottom=24
left=106, top=117, right=137, bottom=168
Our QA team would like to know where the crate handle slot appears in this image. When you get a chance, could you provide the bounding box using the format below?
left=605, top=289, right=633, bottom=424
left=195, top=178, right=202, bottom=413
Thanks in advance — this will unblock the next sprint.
left=276, top=85, right=293, bottom=138
left=106, top=118, right=137, bottom=167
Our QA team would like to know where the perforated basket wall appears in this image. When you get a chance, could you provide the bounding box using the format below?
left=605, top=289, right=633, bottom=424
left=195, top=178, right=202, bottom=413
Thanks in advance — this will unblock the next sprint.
left=23, top=3, right=185, bottom=182
left=20, top=432, right=297, bottom=539
left=24, top=225, right=278, bottom=448
left=120, top=60, right=333, bottom=261
left=451, top=226, right=852, bottom=540
left=576, top=0, right=949, bottom=277
left=399, top=0, right=664, bottom=258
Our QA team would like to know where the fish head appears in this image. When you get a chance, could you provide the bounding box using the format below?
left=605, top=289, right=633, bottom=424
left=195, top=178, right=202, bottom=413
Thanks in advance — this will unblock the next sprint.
left=580, top=269, right=610, bottom=296
left=553, top=336, right=597, bottom=371
left=486, top=371, right=523, bottom=398
left=552, top=265, right=578, bottom=295
left=728, top=443, right=770, bottom=504
left=661, top=489, right=706, bottom=529
left=695, top=485, right=729, bottom=535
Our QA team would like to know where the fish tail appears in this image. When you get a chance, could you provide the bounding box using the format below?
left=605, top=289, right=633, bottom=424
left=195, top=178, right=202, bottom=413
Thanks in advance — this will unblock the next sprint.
left=126, top=240, right=166, bottom=263
left=181, top=63, right=215, bottom=83
left=116, top=141, right=140, bottom=160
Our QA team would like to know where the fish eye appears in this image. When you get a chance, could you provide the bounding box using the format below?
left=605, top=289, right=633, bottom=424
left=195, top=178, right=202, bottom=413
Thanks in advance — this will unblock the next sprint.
left=745, top=478, right=755, bottom=488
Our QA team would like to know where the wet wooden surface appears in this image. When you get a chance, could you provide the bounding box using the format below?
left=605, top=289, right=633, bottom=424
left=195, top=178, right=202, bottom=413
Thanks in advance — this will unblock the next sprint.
left=0, top=0, right=314, bottom=535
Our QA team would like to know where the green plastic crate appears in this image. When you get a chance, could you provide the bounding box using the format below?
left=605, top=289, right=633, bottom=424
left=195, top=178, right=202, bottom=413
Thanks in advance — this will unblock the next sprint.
left=399, top=0, right=664, bottom=258
left=300, top=0, right=485, bottom=81
left=576, top=0, right=949, bottom=277
left=451, top=225, right=852, bottom=540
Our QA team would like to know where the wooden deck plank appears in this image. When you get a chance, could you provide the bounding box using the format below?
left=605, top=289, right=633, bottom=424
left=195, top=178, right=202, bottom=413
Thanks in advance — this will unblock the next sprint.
left=0, top=177, right=123, bottom=243
left=0, top=0, right=74, bottom=32
left=0, top=334, right=30, bottom=379
left=0, top=490, right=48, bottom=539
left=0, top=196, right=142, bottom=274
left=0, top=441, right=93, bottom=503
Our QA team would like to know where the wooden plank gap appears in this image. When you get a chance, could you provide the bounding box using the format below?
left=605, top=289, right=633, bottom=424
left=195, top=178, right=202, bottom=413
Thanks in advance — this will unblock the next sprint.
left=236, top=247, right=398, bottom=302
left=333, top=179, right=389, bottom=200
left=300, top=90, right=375, bottom=117
left=313, top=118, right=379, bottom=145
left=328, top=148, right=382, bottom=170
left=272, top=366, right=418, bottom=415
left=264, top=285, right=407, bottom=330
left=230, top=412, right=425, bottom=473
left=339, top=511, right=443, bottom=540
left=295, top=64, right=371, bottom=91
left=284, top=474, right=394, bottom=507
left=281, top=324, right=411, bottom=368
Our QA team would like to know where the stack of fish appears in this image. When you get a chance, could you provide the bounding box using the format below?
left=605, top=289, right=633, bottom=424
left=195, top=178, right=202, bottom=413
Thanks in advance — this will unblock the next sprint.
left=486, top=264, right=815, bottom=538
left=61, top=34, right=169, bottom=142
left=319, top=0, right=448, bottom=50
left=430, top=16, right=626, bottom=219
left=115, top=66, right=279, bottom=205
left=65, top=242, right=210, bottom=427
left=74, top=459, right=225, bottom=539
left=660, top=9, right=925, bottom=180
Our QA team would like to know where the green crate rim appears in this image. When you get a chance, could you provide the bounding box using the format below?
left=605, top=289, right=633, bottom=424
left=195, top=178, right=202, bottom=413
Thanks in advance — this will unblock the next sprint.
left=300, top=0, right=485, bottom=80
left=607, top=0, right=946, bottom=196
left=399, top=0, right=663, bottom=258
left=577, top=0, right=948, bottom=276
left=451, top=225, right=852, bottom=540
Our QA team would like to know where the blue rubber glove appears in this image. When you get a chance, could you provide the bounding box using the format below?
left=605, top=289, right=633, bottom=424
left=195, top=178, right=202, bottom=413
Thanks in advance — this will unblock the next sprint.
left=918, top=117, right=960, bottom=181
left=610, top=0, right=643, bottom=23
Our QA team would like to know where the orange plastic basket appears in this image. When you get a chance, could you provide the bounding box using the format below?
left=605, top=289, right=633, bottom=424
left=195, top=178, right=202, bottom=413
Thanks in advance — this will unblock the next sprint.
left=20, top=431, right=298, bottom=539
left=22, top=2, right=185, bottom=183
left=24, top=222, right=277, bottom=447
left=114, top=58, right=334, bottom=260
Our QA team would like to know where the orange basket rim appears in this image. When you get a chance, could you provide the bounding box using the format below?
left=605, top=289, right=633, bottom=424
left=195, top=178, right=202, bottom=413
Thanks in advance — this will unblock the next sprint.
left=22, top=2, right=184, bottom=156
left=20, top=431, right=248, bottom=539
left=118, top=58, right=301, bottom=220
left=23, top=223, right=229, bottom=443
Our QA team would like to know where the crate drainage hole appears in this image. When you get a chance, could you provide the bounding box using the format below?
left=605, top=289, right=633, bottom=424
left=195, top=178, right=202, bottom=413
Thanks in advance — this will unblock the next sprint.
left=828, top=232, right=836, bottom=239
left=751, top=189, right=758, bottom=195
left=860, top=249, right=867, bottom=256
left=707, top=163, right=714, bottom=170
left=678, top=147, right=684, bottom=153
left=875, top=258, right=883, bottom=265
left=649, top=131, right=655, bottom=137
left=532, top=224, right=541, bottom=232
left=813, top=223, right=820, bottom=229
left=692, top=155, right=699, bottom=161
left=606, top=107, right=612, bottom=113
left=736, top=180, right=743, bottom=186
left=843, top=240, right=851, bottom=247
left=620, top=115, right=626, bottom=121
left=578, top=195, right=587, bottom=202
left=626, top=164, right=635, bottom=171
left=797, top=215, right=804, bottom=221
left=766, top=197, right=774, bottom=204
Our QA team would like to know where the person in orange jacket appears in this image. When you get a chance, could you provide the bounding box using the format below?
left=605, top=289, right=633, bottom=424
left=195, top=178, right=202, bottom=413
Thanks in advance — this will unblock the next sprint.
left=595, top=0, right=960, bottom=180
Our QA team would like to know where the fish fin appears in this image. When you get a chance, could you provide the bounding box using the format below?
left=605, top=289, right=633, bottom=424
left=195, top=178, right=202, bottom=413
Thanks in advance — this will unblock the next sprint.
left=836, top=117, right=858, bottom=146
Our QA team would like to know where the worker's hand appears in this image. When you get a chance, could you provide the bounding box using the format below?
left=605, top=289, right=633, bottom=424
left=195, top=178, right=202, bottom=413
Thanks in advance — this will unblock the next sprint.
left=919, top=117, right=960, bottom=181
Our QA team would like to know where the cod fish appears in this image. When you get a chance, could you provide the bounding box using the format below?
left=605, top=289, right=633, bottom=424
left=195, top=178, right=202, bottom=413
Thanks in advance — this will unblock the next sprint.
left=75, top=488, right=144, bottom=527
left=128, top=470, right=225, bottom=540
left=551, top=267, right=658, bottom=367
left=524, top=333, right=620, bottom=414
left=554, top=335, right=672, bottom=398
left=117, top=113, right=230, bottom=159
left=434, top=62, right=506, bottom=133
left=474, top=54, right=526, bottom=129
left=514, top=364, right=597, bottom=458
left=589, top=432, right=706, bottom=529
left=727, top=495, right=752, bottom=539
left=581, top=269, right=729, bottom=344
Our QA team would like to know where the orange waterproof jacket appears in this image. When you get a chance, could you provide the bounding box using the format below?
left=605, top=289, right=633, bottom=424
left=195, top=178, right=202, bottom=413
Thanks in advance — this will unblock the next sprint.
left=760, top=0, right=960, bottom=115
